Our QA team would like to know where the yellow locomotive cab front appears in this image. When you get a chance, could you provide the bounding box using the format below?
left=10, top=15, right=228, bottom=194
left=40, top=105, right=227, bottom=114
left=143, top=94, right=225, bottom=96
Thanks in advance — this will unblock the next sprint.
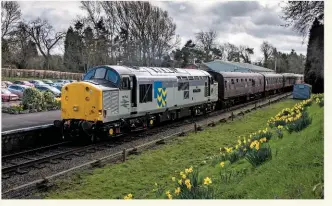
left=61, top=82, right=103, bottom=122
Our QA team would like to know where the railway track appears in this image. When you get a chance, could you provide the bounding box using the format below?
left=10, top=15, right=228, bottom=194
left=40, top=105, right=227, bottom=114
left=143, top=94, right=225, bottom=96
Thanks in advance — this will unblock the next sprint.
left=1, top=92, right=292, bottom=198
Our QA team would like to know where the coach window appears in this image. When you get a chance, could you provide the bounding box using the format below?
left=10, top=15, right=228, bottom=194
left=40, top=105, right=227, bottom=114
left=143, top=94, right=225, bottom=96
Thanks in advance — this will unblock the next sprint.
left=139, top=84, right=152, bottom=103
left=245, top=79, right=247, bottom=82
left=236, top=79, right=239, bottom=83
left=252, top=79, right=255, bottom=87
left=231, top=79, right=234, bottom=84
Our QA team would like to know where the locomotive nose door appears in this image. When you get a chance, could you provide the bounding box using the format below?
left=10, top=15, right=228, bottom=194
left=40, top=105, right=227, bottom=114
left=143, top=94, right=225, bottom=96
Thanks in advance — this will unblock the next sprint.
left=119, top=75, right=131, bottom=116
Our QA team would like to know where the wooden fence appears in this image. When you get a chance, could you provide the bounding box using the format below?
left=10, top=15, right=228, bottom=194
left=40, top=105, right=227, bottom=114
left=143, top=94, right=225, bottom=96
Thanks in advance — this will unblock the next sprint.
left=1, top=68, right=84, bottom=80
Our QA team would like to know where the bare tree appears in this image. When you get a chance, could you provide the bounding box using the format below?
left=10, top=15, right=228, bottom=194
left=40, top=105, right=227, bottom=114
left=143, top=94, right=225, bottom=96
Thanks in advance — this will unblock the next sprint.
left=239, top=46, right=254, bottom=63
left=21, top=18, right=65, bottom=69
left=195, top=30, right=217, bottom=62
left=1, top=1, right=21, bottom=39
left=282, top=1, right=324, bottom=37
left=260, top=41, right=275, bottom=67
left=223, top=43, right=239, bottom=62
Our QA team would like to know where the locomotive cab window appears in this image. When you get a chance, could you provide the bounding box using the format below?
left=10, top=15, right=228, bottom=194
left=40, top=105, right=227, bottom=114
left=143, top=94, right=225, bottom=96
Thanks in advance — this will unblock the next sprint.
left=83, top=67, right=120, bottom=87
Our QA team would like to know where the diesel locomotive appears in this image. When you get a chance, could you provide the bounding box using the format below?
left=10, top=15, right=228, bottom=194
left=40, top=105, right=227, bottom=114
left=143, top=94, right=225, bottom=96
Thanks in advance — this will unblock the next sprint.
left=54, top=65, right=303, bottom=143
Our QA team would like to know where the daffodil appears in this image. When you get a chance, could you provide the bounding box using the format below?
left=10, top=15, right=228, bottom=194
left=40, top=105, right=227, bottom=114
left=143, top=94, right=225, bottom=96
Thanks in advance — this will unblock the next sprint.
left=124, top=193, right=133, bottom=200
left=178, top=179, right=182, bottom=185
left=181, top=174, right=186, bottom=179
left=171, top=177, right=176, bottom=182
left=185, top=179, right=192, bottom=190
left=220, top=161, right=225, bottom=167
left=175, top=187, right=181, bottom=195
left=203, top=177, right=212, bottom=185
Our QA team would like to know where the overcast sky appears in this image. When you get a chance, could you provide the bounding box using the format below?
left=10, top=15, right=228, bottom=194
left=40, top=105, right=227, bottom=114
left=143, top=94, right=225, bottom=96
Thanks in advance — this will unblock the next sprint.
left=18, top=0, right=307, bottom=62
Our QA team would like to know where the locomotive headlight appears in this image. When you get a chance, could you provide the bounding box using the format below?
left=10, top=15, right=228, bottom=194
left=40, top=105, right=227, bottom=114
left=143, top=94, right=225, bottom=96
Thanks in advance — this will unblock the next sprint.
left=109, top=128, right=114, bottom=135
left=73, top=106, right=79, bottom=111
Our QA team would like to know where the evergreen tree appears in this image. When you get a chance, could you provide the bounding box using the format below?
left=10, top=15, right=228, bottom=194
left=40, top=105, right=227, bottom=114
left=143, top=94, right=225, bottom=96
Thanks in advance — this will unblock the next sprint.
left=304, top=18, right=324, bottom=93
left=64, top=26, right=84, bottom=71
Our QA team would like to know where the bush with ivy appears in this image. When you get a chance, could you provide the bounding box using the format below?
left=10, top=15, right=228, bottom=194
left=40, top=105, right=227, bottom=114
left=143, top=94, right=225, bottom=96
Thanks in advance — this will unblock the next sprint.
left=22, top=87, right=44, bottom=110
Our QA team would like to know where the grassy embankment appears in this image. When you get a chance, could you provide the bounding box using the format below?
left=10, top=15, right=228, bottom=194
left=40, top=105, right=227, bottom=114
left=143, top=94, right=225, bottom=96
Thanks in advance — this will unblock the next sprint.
left=45, top=98, right=324, bottom=199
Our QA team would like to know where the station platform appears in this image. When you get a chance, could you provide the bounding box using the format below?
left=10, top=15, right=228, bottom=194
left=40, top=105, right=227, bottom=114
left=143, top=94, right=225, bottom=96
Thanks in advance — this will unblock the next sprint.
left=1, top=110, right=61, bottom=132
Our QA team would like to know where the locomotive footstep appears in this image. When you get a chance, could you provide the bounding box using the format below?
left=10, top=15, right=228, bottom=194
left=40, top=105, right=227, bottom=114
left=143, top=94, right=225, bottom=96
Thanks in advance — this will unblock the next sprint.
left=197, top=126, right=204, bottom=131
left=178, top=132, right=187, bottom=137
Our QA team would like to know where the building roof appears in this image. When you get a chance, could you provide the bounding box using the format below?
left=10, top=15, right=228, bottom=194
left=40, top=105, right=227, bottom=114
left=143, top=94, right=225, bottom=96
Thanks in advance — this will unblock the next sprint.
left=202, top=60, right=275, bottom=73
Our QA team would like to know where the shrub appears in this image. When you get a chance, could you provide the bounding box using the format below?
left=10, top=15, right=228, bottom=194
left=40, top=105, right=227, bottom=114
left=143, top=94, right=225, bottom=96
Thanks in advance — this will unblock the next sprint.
left=22, top=87, right=44, bottom=110
left=43, top=91, right=55, bottom=105
left=245, top=143, right=272, bottom=167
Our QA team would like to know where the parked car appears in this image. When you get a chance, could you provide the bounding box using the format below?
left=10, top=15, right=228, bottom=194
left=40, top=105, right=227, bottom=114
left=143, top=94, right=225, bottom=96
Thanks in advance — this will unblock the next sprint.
left=43, top=79, right=54, bottom=86
left=55, top=79, right=71, bottom=84
left=7, top=85, right=29, bottom=98
left=1, top=88, right=19, bottom=101
left=54, top=85, right=63, bottom=91
left=29, top=80, right=48, bottom=86
left=2, top=81, right=13, bottom=88
left=69, top=80, right=77, bottom=83
left=13, top=80, right=34, bottom=87
left=35, top=85, right=61, bottom=97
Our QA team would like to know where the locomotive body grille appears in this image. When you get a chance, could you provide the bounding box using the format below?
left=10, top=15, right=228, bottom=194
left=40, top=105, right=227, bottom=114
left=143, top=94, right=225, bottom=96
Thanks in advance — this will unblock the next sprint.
left=103, top=91, right=119, bottom=115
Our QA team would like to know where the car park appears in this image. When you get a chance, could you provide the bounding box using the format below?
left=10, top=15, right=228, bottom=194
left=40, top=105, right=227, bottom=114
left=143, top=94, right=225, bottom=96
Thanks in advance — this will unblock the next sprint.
left=7, top=84, right=29, bottom=98
left=13, top=80, right=34, bottom=87
left=35, top=85, right=61, bottom=97
left=1, top=88, right=19, bottom=101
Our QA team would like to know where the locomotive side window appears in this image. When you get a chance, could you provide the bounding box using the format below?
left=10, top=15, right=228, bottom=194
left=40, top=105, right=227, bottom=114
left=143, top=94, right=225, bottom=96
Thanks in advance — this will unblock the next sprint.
left=121, top=77, right=130, bottom=90
left=139, top=84, right=152, bottom=103
left=184, top=91, right=189, bottom=99
left=178, top=82, right=189, bottom=91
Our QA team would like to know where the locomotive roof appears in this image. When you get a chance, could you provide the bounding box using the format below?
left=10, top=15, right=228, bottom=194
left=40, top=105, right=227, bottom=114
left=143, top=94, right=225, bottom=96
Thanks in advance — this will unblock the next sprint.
left=217, top=72, right=264, bottom=78
left=102, top=65, right=211, bottom=77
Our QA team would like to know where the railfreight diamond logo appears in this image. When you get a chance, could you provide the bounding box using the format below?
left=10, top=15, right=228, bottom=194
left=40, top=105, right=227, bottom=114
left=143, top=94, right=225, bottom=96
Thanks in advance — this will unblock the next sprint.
left=154, top=81, right=167, bottom=108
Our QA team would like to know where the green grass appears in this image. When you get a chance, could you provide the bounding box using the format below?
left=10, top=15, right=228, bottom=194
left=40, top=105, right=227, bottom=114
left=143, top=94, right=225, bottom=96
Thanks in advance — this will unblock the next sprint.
left=44, top=99, right=323, bottom=199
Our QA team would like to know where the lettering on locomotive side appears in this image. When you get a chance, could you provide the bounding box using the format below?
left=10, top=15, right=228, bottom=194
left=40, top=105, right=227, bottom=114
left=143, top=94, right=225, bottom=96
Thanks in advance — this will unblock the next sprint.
left=121, top=96, right=130, bottom=108
left=193, top=88, right=201, bottom=93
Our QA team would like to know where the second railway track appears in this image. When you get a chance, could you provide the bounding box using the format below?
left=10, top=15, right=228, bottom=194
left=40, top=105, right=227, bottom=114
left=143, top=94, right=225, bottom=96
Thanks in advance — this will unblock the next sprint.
left=1, top=92, right=291, bottom=199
